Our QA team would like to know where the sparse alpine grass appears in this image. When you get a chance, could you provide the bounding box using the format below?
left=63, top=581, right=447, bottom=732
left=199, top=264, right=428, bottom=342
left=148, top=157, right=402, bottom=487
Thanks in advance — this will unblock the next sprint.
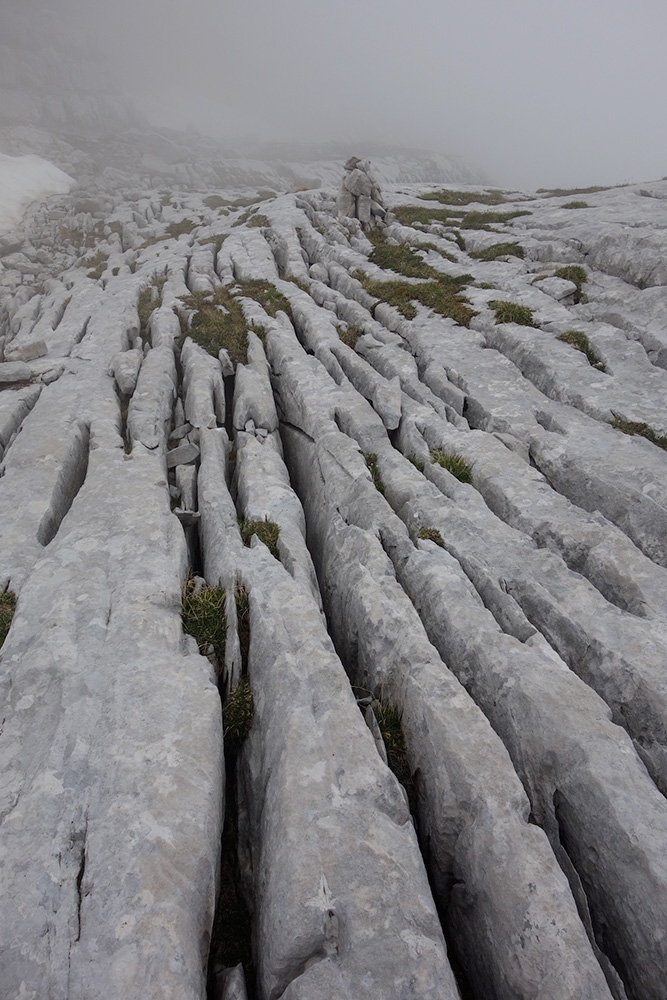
left=373, top=703, right=415, bottom=810
left=363, top=452, right=385, bottom=495
left=562, top=200, right=589, bottom=209
left=167, top=218, right=199, bottom=238
left=235, top=279, right=292, bottom=320
left=223, top=676, right=254, bottom=749
left=407, top=455, right=425, bottom=473
left=489, top=299, right=538, bottom=327
left=430, top=450, right=473, bottom=483
left=368, top=242, right=442, bottom=280
left=181, top=579, right=227, bottom=668
left=470, top=242, right=525, bottom=261
left=0, top=590, right=16, bottom=648
left=392, top=204, right=531, bottom=231
left=556, top=330, right=606, bottom=371
left=419, top=189, right=507, bottom=206
left=538, top=185, right=613, bottom=197
left=239, top=518, right=280, bottom=559
left=182, top=288, right=249, bottom=363
left=418, top=527, right=445, bottom=547
left=339, top=326, right=363, bottom=349
left=246, top=214, right=270, bottom=228
left=203, top=194, right=228, bottom=209
left=610, top=417, right=667, bottom=451
left=554, top=265, right=587, bottom=303
left=357, top=271, right=476, bottom=328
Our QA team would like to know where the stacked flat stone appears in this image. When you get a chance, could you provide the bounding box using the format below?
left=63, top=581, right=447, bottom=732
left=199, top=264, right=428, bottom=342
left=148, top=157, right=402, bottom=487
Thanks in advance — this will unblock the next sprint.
left=336, top=155, right=387, bottom=229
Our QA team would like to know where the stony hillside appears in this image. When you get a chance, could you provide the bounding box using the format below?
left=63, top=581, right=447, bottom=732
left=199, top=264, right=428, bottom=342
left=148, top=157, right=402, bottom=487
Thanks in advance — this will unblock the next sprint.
left=1, top=166, right=667, bottom=1000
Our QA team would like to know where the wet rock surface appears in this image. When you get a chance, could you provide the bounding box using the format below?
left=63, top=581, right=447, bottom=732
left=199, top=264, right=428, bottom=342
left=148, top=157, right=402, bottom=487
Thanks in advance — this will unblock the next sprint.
left=1, top=157, right=667, bottom=1000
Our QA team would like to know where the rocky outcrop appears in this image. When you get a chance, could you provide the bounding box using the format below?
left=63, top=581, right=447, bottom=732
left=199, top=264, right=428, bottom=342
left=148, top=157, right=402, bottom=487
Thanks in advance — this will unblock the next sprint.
left=2, top=162, right=667, bottom=1000
left=337, top=156, right=387, bottom=228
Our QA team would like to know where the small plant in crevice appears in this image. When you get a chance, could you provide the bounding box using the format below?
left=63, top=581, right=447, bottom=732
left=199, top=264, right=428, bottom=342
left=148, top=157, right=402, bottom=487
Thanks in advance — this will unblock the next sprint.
left=181, top=579, right=227, bottom=669
left=554, top=265, right=587, bottom=303
left=338, top=326, right=363, bottom=350
left=451, top=230, right=466, bottom=251
left=0, top=590, right=17, bottom=649
left=199, top=233, right=228, bottom=250
left=363, top=452, right=385, bottom=495
left=234, top=585, right=250, bottom=671
left=235, top=279, right=293, bottom=320
left=430, top=450, right=473, bottom=484
left=373, top=703, right=416, bottom=811
left=182, top=287, right=248, bottom=363
left=609, top=416, right=667, bottom=451
left=86, top=251, right=109, bottom=280
left=556, top=330, right=606, bottom=371
left=562, top=200, right=589, bottom=210
left=418, top=527, right=445, bottom=548
left=489, top=300, right=538, bottom=327
left=239, top=518, right=280, bottom=559
left=407, top=455, right=425, bottom=473
left=470, top=242, right=525, bottom=261
left=223, top=676, right=254, bottom=750
left=137, top=275, right=167, bottom=344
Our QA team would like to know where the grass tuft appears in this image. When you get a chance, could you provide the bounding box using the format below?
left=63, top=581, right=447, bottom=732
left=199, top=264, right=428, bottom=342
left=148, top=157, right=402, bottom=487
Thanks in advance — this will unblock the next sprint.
left=0, top=591, right=16, bottom=649
left=610, top=417, right=667, bottom=451
left=339, top=326, right=363, bottom=349
left=239, top=519, right=280, bottom=559
left=562, top=200, right=589, bottom=209
left=470, top=242, right=525, bottom=261
left=357, top=271, right=475, bottom=327
left=418, top=527, right=445, bottom=547
left=182, top=287, right=249, bottom=363
left=181, top=580, right=227, bottom=669
left=554, top=265, right=587, bottom=302
left=373, top=703, right=415, bottom=810
left=538, top=185, right=612, bottom=197
left=392, top=204, right=530, bottom=231
left=363, top=452, right=385, bottom=495
left=489, top=300, right=538, bottom=327
left=203, top=195, right=228, bottom=210
left=556, top=330, right=606, bottom=371
left=368, top=242, right=441, bottom=280
left=223, top=676, right=254, bottom=749
left=431, top=450, right=473, bottom=483
left=246, top=214, right=270, bottom=228
left=407, top=455, right=425, bottom=473
left=234, top=279, right=292, bottom=320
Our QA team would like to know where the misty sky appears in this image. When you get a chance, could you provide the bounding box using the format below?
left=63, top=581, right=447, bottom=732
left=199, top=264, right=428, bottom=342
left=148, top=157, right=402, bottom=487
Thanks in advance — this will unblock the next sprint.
left=77, top=0, right=667, bottom=188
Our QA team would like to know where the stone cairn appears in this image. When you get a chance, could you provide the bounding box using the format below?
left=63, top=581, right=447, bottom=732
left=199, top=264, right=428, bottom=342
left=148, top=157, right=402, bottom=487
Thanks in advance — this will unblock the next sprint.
left=336, top=155, right=387, bottom=228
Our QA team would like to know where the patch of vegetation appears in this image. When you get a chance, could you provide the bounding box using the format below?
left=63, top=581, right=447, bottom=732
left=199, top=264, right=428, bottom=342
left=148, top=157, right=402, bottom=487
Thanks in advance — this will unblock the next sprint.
left=393, top=204, right=530, bottom=232
left=86, top=251, right=109, bottom=280
left=470, top=242, right=525, bottom=261
left=357, top=271, right=475, bottom=327
left=0, top=590, right=16, bottom=649
left=489, top=299, right=538, bottom=327
left=235, top=279, right=292, bottom=320
left=418, top=527, right=445, bottom=547
left=182, top=287, right=249, bottom=363
left=408, top=455, right=425, bottom=473
left=223, top=676, right=254, bottom=749
left=369, top=242, right=442, bottom=279
left=339, top=326, right=363, bottom=349
left=452, top=230, right=466, bottom=251
left=554, top=264, right=587, bottom=303
left=141, top=234, right=169, bottom=248
left=373, top=703, right=415, bottom=810
left=363, top=452, right=385, bottom=495
left=538, top=185, right=612, bottom=197
left=431, top=450, right=473, bottom=483
left=419, top=189, right=507, bottom=206
left=234, top=586, right=250, bottom=671
left=239, top=518, right=280, bottom=559
left=199, top=233, right=228, bottom=250
left=181, top=579, right=227, bottom=668
left=460, top=209, right=531, bottom=230
left=610, top=417, right=667, bottom=451
left=246, top=214, right=270, bottom=228
left=203, top=195, right=228, bottom=209
left=556, top=330, right=606, bottom=371
left=137, top=275, right=167, bottom=341
left=562, top=200, right=589, bottom=209
left=167, top=218, right=199, bottom=239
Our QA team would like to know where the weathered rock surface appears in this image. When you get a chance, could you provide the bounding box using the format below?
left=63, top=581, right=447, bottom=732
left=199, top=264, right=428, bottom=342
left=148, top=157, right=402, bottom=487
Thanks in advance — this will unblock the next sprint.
left=2, top=149, right=667, bottom=1000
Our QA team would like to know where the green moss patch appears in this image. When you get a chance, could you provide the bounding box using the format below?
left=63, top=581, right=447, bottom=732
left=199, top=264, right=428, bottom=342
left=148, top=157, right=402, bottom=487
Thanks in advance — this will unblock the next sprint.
left=235, top=279, right=292, bottom=320
left=357, top=271, right=475, bottom=327
left=554, top=265, right=587, bottom=303
left=182, top=287, right=249, bottom=363
left=181, top=580, right=227, bottom=668
left=363, top=452, right=385, bottom=495
left=562, top=200, right=589, bottom=209
left=418, top=527, right=445, bottom=547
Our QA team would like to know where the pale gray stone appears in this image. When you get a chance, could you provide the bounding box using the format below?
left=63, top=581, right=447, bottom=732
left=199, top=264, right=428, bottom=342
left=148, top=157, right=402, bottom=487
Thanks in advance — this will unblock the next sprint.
left=112, top=348, right=142, bottom=395
left=0, top=360, right=32, bottom=383
left=5, top=337, right=47, bottom=361
left=166, top=441, right=199, bottom=468
left=344, top=168, right=372, bottom=198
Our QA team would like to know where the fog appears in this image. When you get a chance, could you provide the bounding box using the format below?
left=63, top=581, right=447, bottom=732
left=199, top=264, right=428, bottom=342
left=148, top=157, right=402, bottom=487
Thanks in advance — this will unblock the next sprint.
left=65, top=0, right=667, bottom=188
